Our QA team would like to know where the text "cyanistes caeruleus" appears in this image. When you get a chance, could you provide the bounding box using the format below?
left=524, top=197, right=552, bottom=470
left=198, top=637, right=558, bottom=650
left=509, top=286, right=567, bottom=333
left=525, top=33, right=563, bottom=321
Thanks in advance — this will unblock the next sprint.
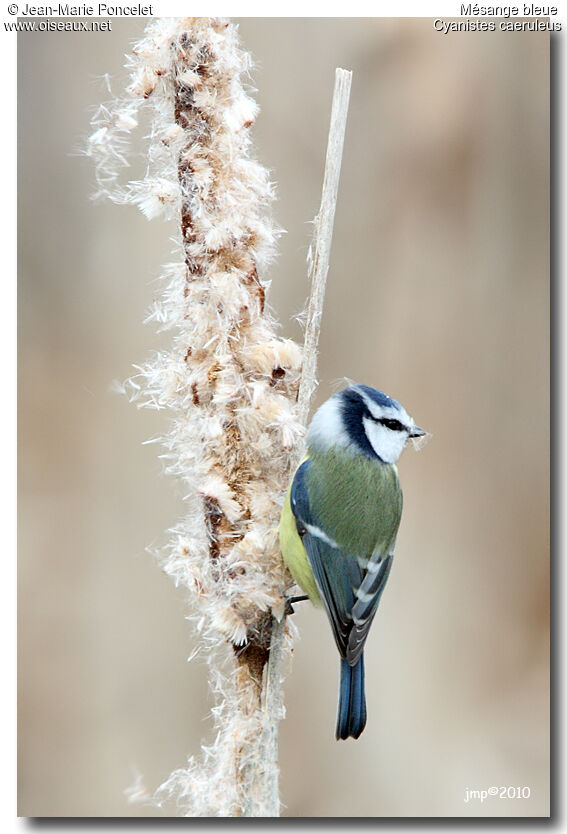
left=279, top=384, right=425, bottom=740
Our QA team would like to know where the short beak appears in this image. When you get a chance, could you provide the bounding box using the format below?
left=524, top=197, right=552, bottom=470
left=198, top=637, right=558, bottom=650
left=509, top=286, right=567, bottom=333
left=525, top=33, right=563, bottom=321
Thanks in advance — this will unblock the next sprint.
left=409, top=426, right=426, bottom=438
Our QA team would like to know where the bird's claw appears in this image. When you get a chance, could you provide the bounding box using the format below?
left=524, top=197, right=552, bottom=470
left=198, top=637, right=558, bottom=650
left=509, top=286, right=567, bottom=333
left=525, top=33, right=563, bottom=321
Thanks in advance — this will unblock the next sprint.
left=284, top=594, right=309, bottom=616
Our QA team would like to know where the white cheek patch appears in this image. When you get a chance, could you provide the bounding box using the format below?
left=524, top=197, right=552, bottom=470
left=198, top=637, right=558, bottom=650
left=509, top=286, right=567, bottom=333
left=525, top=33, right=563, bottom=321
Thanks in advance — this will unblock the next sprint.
left=307, top=396, right=352, bottom=452
left=362, top=416, right=407, bottom=464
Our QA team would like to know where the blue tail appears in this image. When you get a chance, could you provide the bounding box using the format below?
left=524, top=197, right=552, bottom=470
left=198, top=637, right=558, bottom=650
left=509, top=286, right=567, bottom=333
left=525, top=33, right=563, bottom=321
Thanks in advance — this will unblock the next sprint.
left=336, top=653, right=367, bottom=740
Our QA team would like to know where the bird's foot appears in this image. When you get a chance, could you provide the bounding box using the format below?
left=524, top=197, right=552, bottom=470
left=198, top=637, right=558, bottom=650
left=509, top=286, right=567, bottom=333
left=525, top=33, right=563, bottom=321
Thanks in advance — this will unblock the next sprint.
left=284, top=594, right=309, bottom=616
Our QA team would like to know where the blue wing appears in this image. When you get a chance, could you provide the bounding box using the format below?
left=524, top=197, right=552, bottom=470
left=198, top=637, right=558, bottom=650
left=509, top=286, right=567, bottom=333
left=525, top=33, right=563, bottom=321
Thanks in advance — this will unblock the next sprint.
left=290, top=460, right=393, bottom=664
left=347, top=554, right=393, bottom=663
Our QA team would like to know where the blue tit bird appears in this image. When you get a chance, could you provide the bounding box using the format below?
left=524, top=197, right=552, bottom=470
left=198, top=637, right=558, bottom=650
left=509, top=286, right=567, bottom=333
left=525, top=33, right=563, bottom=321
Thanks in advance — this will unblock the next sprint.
left=279, top=383, right=425, bottom=740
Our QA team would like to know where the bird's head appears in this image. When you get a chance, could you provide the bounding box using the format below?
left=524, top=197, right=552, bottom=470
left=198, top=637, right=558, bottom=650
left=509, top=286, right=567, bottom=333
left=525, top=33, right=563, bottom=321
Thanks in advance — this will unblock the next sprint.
left=306, top=383, right=426, bottom=465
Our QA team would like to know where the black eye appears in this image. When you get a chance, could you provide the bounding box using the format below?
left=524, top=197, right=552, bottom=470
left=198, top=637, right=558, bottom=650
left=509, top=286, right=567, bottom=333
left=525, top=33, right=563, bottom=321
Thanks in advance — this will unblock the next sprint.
left=378, top=418, right=405, bottom=432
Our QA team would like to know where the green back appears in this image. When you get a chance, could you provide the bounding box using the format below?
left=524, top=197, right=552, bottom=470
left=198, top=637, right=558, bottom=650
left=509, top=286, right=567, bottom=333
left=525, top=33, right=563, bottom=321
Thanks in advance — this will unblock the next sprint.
left=307, top=448, right=403, bottom=559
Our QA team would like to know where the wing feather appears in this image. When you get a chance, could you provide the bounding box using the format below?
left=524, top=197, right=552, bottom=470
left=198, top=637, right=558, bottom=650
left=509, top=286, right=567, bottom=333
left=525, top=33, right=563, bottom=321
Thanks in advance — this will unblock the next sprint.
left=291, top=461, right=362, bottom=656
left=290, top=458, right=396, bottom=664
left=348, top=553, right=393, bottom=664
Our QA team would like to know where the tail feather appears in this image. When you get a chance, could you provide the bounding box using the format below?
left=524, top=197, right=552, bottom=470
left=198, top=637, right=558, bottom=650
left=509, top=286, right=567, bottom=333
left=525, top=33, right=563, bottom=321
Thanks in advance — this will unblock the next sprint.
left=336, top=653, right=367, bottom=740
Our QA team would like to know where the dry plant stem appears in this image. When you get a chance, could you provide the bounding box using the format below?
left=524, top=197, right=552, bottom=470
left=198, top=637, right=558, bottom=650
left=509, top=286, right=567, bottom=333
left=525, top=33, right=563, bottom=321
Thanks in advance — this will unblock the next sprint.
left=261, top=66, right=353, bottom=812
left=296, top=68, right=353, bottom=427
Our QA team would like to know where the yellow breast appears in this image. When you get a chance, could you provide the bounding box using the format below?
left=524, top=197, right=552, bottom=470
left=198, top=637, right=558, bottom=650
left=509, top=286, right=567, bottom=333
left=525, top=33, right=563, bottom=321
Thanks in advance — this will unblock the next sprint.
left=279, top=484, right=321, bottom=605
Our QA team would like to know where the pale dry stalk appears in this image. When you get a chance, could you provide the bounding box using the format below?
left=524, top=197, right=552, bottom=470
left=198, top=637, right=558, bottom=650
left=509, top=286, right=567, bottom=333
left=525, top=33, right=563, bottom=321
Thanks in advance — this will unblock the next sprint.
left=297, top=68, right=352, bottom=427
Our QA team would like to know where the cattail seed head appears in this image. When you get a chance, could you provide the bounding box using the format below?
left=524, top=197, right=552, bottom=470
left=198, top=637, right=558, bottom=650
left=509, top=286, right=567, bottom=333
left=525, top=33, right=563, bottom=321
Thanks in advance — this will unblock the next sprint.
left=89, top=17, right=303, bottom=816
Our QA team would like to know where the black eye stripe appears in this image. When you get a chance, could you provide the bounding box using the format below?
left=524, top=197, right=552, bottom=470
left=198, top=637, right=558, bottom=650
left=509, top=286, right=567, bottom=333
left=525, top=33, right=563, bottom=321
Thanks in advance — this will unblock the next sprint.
left=377, top=417, right=405, bottom=432
left=360, top=404, right=406, bottom=435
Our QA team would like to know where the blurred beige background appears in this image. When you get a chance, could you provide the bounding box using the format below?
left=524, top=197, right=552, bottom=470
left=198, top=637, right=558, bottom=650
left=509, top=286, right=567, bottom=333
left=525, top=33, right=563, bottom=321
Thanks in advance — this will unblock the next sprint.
left=18, top=18, right=549, bottom=817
